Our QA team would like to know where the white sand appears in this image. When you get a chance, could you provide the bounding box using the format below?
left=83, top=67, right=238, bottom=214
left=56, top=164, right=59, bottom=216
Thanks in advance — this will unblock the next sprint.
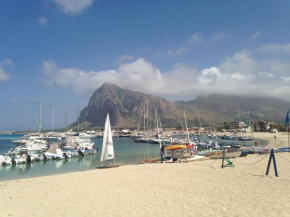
left=1, top=132, right=290, bottom=217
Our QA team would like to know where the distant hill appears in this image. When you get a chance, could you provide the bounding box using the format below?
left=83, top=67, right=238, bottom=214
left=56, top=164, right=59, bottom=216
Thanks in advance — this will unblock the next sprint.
left=76, top=83, right=290, bottom=128
left=175, top=94, right=290, bottom=127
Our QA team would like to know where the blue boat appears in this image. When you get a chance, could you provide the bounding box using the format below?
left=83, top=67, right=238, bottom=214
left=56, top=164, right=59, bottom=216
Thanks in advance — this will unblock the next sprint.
left=277, top=147, right=290, bottom=152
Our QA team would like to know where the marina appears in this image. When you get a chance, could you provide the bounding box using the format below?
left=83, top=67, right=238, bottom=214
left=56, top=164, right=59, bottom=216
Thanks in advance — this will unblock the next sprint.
left=0, top=134, right=160, bottom=181
left=0, top=132, right=268, bottom=181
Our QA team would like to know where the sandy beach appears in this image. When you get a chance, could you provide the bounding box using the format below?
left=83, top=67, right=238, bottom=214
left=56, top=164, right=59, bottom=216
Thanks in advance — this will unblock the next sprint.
left=1, top=132, right=290, bottom=217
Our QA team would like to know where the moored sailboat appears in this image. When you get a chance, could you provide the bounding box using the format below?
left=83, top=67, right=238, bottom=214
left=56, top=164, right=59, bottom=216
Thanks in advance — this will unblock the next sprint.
left=97, top=113, right=122, bottom=169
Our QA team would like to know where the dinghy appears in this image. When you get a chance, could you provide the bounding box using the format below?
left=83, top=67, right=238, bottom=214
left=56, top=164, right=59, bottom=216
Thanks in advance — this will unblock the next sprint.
left=97, top=113, right=122, bottom=169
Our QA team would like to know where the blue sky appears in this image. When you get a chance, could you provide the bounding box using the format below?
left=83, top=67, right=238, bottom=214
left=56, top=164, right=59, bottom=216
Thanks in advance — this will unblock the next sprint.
left=1, top=0, right=290, bottom=131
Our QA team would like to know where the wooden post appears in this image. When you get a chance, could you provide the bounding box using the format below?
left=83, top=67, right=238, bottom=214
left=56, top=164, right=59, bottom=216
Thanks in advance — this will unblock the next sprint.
left=266, top=149, right=278, bottom=177
left=221, top=148, right=226, bottom=169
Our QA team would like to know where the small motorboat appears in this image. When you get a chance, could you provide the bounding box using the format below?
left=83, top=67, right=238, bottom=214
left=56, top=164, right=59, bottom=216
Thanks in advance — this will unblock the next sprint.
left=2, top=156, right=12, bottom=166
left=0, top=155, right=5, bottom=165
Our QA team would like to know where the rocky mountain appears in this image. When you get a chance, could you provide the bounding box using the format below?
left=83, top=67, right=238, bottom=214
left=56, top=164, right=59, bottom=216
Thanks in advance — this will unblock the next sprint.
left=78, top=83, right=178, bottom=128
left=76, top=83, right=290, bottom=128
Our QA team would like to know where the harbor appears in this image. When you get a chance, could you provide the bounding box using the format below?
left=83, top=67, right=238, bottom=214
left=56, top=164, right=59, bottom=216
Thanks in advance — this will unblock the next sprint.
left=0, top=134, right=160, bottom=181
left=0, top=131, right=269, bottom=181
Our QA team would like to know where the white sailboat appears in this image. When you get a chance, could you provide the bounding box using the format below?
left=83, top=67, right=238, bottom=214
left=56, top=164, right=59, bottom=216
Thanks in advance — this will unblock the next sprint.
left=97, top=113, right=121, bottom=169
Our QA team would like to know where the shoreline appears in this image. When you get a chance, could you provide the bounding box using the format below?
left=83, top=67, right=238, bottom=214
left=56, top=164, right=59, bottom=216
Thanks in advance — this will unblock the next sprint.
left=253, top=131, right=289, bottom=148
left=0, top=132, right=276, bottom=183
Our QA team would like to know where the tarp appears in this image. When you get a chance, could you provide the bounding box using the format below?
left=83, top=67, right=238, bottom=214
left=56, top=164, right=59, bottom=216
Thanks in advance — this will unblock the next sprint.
left=165, top=145, right=187, bottom=150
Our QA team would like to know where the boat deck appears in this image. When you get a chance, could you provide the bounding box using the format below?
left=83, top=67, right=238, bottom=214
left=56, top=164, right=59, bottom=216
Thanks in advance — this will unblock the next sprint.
left=46, top=143, right=60, bottom=154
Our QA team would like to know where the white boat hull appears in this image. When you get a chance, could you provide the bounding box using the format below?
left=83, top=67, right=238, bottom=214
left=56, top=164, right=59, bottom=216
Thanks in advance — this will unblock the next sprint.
left=97, top=162, right=122, bottom=169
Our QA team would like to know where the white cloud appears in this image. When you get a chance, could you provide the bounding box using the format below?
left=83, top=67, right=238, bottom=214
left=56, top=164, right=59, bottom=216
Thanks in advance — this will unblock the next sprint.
left=281, top=76, right=290, bottom=84
left=0, top=59, right=13, bottom=81
left=42, top=58, right=162, bottom=94
left=187, top=31, right=230, bottom=45
left=201, top=67, right=221, bottom=77
left=259, top=72, right=273, bottom=78
left=220, top=50, right=259, bottom=75
left=167, top=47, right=191, bottom=56
left=0, top=67, right=11, bottom=81
left=115, top=55, right=134, bottom=64
left=210, top=31, right=230, bottom=42
left=258, top=43, right=290, bottom=54
left=38, top=16, right=48, bottom=25
left=188, top=33, right=204, bottom=44
left=198, top=76, right=213, bottom=85
left=41, top=51, right=290, bottom=101
left=250, top=31, right=263, bottom=40
left=0, top=59, right=13, bottom=66
left=54, top=0, right=94, bottom=15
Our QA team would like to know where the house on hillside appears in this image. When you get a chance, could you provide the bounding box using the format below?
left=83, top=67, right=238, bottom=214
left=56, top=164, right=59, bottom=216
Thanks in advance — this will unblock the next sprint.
left=254, top=120, right=275, bottom=131
left=227, top=121, right=245, bottom=130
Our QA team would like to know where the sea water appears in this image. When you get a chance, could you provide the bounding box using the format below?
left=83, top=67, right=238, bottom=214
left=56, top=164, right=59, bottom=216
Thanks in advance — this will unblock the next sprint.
left=0, top=134, right=25, bottom=155
left=0, top=135, right=161, bottom=181
left=0, top=134, right=268, bottom=181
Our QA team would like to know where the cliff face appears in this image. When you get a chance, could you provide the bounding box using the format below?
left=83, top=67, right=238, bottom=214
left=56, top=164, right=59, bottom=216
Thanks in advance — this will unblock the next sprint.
left=78, top=83, right=178, bottom=127
left=77, top=83, right=290, bottom=128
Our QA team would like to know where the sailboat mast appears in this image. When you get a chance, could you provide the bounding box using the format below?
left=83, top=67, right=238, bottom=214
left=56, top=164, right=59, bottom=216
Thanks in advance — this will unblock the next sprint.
left=173, top=101, right=184, bottom=130
left=248, top=110, right=254, bottom=137
left=195, top=116, right=200, bottom=145
left=158, top=113, right=162, bottom=132
left=211, top=111, right=215, bottom=133
left=248, top=110, right=252, bottom=133
left=65, top=109, right=67, bottom=130
left=137, top=113, right=140, bottom=133
left=211, top=111, right=217, bottom=143
left=155, top=110, right=163, bottom=163
left=143, top=105, right=146, bottom=133
left=197, top=107, right=201, bottom=134
left=155, top=110, right=161, bottom=146
left=237, top=108, right=241, bottom=122
left=52, top=106, right=54, bottom=133
left=77, top=103, right=79, bottom=133
left=147, top=103, right=149, bottom=132
left=184, top=113, right=189, bottom=142
left=39, top=101, right=42, bottom=133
